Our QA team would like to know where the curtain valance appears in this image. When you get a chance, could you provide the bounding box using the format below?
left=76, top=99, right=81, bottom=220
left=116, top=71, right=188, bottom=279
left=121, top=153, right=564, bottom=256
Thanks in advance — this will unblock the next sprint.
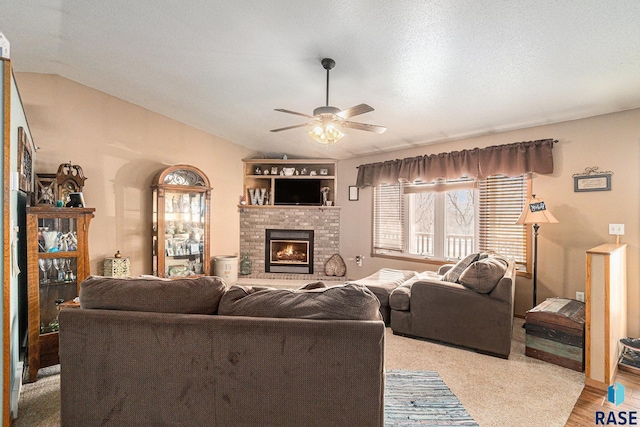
left=355, top=139, right=555, bottom=188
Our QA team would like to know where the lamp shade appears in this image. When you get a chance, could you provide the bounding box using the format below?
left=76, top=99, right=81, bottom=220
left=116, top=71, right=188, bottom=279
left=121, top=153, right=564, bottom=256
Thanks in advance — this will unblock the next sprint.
left=516, top=196, right=558, bottom=225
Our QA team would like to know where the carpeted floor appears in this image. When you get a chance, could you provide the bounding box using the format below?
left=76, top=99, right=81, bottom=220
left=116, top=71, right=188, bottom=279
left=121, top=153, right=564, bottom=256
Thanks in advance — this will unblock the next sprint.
left=385, top=318, right=585, bottom=426
left=14, top=318, right=584, bottom=426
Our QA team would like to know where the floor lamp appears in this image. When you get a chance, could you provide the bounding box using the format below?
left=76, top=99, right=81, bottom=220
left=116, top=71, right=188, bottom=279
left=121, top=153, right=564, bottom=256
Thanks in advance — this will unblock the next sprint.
left=516, top=195, right=558, bottom=309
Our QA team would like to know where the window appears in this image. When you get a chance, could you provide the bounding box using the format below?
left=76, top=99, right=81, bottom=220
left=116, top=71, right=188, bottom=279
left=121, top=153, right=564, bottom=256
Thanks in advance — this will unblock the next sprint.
left=373, top=174, right=529, bottom=266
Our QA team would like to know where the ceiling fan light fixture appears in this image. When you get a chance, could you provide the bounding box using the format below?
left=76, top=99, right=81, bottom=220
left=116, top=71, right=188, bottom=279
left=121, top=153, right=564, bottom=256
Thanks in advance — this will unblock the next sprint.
left=309, top=123, right=344, bottom=145
left=272, top=57, right=385, bottom=142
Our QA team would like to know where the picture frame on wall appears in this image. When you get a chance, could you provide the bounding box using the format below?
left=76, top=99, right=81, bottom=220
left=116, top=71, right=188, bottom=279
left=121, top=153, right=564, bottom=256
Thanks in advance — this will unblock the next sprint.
left=574, top=174, right=611, bottom=192
left=17, top=127, right=34, bottom=194
left=348, top=186, right=359, bottom=201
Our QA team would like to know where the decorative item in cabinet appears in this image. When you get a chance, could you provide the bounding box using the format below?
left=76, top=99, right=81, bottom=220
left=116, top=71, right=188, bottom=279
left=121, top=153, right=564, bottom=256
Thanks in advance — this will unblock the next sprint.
left=26, top=206, right=95, bottom=382
left=151, top=164, right=211, bottom=278
left=35, top=173, right=57, bottom=206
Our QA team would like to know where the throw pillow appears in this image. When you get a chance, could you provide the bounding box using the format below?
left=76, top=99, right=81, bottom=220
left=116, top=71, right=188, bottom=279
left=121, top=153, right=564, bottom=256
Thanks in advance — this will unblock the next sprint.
left=79, top=275, right=227, bottom=314
left=458, top=256, right=508, bottom=293
left=218, top=283, right=381, bottom=320
left=441, top=252, right=480, bottom=283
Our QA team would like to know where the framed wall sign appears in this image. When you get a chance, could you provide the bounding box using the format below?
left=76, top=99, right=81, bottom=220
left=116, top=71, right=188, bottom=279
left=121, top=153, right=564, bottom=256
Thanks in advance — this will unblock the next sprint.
left=17, top=127, right=34, bottom=193
left=573, top=167, right=612, bottom=192
left=348, top=186, right=359, bottom=201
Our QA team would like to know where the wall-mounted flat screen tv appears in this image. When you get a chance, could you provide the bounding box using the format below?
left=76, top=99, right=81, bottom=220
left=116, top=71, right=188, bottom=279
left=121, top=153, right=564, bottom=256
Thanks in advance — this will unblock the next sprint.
left=274, top=179, right=322, bottom=206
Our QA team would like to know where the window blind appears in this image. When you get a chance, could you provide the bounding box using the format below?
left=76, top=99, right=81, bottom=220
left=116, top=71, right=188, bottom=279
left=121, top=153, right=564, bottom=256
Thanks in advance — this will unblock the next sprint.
left=373, top=183, right=404, bottom=253
left=478, top=174, right=528, bottom=264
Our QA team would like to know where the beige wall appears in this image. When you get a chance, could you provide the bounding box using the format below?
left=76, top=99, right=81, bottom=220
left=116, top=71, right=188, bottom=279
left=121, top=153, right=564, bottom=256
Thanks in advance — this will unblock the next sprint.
left=13, top=72, right=640, bottom=335
left=15, top=73, right=254, bottom=276
left=337, top=109, right=640, bottom=336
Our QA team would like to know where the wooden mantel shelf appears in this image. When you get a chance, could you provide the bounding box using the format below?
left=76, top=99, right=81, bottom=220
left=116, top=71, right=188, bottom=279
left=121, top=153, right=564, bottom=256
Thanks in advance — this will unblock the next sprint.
left=238, top=205, right=341, bottom=210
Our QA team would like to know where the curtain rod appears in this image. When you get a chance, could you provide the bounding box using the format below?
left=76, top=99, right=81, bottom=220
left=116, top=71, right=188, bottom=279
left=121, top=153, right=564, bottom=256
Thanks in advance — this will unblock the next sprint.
left=355, top=139, right=558, bottom=168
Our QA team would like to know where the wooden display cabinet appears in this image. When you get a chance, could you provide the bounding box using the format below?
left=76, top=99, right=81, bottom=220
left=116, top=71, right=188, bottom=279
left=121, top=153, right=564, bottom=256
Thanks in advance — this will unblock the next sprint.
left=26, top=206, right=95, bottom=382
left=152, top=165, right=211, bottom=278
left=242, top=159, right=338, bottom=207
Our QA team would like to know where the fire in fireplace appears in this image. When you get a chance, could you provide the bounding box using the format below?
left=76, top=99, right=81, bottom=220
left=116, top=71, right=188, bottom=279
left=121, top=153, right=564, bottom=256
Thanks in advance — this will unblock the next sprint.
left=271, top=241, right=309, bottom=264
left=265, top=229, right=314, bottom=274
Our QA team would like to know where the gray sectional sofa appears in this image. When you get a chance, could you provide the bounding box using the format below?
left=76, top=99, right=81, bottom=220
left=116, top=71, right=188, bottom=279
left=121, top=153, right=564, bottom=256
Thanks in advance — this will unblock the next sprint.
left=59, top=276, right=386, bottom=427
left=389, top=254, right=516, bottom=358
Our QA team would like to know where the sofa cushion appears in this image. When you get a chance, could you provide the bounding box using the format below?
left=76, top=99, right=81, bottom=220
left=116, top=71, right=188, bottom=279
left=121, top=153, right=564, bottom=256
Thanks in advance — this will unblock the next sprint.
left=346, top=268, right=417, bottom=306
left=441, top=252, right=480, bottom=283
left=297, top=281, right=327, bottom=290
left=218, top=283, right=381, bottom=320
left=79, top=275, right=227, bottom=314
left=458, top=256, right=509, bottom=293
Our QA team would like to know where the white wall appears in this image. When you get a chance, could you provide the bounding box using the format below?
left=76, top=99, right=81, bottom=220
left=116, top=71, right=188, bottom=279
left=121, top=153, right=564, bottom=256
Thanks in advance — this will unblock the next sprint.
left=337, top=109, right=640, bottom=335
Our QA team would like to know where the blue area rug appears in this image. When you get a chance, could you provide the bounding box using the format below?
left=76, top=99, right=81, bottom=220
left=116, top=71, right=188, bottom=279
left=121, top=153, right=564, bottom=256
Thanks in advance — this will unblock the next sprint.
left=385, top=370, right=478, bottom=426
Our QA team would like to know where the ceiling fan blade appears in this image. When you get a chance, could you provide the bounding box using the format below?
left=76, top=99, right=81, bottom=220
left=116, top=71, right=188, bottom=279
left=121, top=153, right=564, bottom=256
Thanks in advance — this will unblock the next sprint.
left=336, top=104, right=374, bottom=119
left=274, top=109, right=315, bottom=119
left=270, top=123, right=312, bottom=132
left=341, top=121, right=387, bottom=134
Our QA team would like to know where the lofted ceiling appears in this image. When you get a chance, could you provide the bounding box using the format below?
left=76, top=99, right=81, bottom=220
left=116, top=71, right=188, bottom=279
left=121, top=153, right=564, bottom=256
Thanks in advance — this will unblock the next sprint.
left=2, top=1, right=640, bottom=159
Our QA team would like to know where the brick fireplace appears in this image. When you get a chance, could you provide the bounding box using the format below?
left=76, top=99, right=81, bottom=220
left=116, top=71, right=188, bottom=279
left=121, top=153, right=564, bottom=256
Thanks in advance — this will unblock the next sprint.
left=239, top=207, right=340, bottom=279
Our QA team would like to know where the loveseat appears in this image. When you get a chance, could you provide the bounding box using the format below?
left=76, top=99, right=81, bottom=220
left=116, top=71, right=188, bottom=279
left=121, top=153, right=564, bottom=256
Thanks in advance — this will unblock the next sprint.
left=389, top=253, right=516, bottom=358
left=59, top=276, right=386, bottom=427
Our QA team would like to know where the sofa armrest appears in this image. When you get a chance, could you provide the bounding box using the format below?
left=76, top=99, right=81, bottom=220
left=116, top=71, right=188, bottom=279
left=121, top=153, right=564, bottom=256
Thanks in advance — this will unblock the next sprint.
left=389, top=280, right=414, bottom=311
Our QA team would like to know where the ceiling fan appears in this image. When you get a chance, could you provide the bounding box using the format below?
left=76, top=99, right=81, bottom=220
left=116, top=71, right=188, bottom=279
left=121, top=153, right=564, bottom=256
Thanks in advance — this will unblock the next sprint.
left=270, top=58, right=387, bottom=145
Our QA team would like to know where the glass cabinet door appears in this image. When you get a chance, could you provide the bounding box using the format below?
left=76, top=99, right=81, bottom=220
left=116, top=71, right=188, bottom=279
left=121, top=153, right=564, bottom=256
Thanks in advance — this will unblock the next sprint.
left=163, top=190, right=206, bottom=277
left=152, top=164, right=211, bottom=278
left=36, top=217, right=79, bottom=334
left=26, top=206, right=94, bottom=382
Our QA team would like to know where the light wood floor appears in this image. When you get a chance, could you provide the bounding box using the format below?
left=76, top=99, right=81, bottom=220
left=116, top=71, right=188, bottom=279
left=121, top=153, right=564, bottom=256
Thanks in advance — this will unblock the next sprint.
left=566, top=370, right=640, bottom=426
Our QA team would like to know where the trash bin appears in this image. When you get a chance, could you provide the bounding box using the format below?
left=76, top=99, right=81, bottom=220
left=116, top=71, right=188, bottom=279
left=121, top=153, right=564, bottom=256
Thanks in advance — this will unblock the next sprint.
left=213, top=255, right=239, bottom=284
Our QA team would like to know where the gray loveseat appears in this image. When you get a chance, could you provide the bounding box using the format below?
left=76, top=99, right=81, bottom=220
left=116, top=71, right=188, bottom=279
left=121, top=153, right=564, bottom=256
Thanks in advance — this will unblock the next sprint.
left=59, top=276, right=386, bottom=427
left=389, top=253, right=516, bottom=358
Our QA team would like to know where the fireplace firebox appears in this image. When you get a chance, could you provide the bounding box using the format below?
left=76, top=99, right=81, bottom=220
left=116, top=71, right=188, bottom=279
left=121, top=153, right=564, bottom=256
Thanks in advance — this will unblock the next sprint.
left=265, top=229, right=314, bottom=274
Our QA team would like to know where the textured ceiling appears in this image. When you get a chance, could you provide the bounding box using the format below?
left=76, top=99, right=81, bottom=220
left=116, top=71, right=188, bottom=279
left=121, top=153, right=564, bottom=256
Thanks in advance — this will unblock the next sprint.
left=3, top=1, right=640, bottom=159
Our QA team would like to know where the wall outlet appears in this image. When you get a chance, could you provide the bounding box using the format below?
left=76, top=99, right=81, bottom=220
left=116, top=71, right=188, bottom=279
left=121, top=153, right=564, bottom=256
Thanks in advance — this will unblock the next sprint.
left=576, top=291, right=585, bottom=302
left=609, top=224, right=625, bottom=235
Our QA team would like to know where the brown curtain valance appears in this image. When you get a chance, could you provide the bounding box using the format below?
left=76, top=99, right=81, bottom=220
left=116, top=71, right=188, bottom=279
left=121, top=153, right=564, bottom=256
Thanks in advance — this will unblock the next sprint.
left=355, top=139, right=555, bottom=188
